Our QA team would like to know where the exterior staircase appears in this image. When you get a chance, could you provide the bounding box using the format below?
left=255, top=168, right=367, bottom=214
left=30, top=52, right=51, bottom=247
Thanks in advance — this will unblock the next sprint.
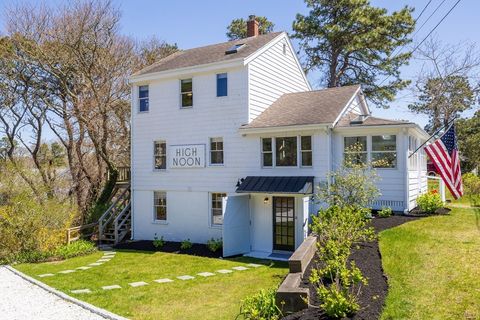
left=98, top=176, right=131, bottom=245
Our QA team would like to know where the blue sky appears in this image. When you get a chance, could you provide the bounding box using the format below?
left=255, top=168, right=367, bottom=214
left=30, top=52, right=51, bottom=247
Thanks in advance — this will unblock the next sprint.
left=1, top=0, right=478, bottom=129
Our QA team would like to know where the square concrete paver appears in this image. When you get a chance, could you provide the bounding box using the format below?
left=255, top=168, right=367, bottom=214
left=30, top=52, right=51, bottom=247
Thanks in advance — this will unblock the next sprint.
left=89, top=263, right=103, bottom=266
left=71, top=289, right=91, bottom=294
left=154, top=278, right=174, bottom=283
left=177, top=275, right=195, bottom=280
left=197, top=272, right=215, bottom=277
left=129, top=281, right=148, bottom=287
left=247, top=263, right=263, bottom=268
left=102, top=285, right=121, bottom=290
left=97, top=259, right=110, bottom=262
left=76, top=266, right=91, bottom=270
left=38, top=274, right=54, bottom=278
left=232, top=266, right=249, bottom=271
left=102, top=251, right=116, bottom=255
left=58, top=270, right=75, bottom=274
left=216, top=269, right=233, bottom=274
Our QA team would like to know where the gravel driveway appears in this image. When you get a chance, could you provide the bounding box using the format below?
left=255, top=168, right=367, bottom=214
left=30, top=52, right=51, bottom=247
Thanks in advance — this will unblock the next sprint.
left=0, top=266, right=110, bottom=320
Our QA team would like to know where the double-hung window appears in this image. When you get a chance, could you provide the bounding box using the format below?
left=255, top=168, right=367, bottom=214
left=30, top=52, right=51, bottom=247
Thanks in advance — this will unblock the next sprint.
left=211, top=192, right=226, bottom=225
left=210, top=137, right=224, bottom=165
left=262, top=138, right=273, bottom=167
left=371, top=135, right=397, bottom=168
left=180, top=79, right=193, bottom=108
left=154, top=141, right=166, bottom=170
left=138, top=85, right=149, bottom=112
left=216, top=73, right=227, bottom=97
left=300, top=136, right=312, bottom=167
left=154, top=191, right=167, bottom=221
left=344, top=136, right=367, bottom=166
left=276, top=137, right=297, bottom=167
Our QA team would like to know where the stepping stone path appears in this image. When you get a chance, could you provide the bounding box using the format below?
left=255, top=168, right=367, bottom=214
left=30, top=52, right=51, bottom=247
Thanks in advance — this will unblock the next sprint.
left=247, top=263, right=262, bottom=268
left=177, top=275, right=195, bottom=280
left=232, top=266, right=249, bottom=271
left=129, top=281, right=148, bottom=287
left=58, top=270, right=75, bottom=274
left=216, top=269, right=233, bottom=274
left=38, top=274, right=54, bottom=278
left=71, top=289, right=91, bottom=294
left=154, top=278, right=174, bottom=283
left=37, top=250, right=117, bottom=278
left=197, top=272, right=215, bottom=277
left=76, top=266, right=91, bottom=270
left=102, top=285, right=121, bottom=290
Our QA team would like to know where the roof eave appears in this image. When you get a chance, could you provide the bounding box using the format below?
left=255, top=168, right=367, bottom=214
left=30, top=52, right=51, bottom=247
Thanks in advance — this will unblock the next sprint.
left=129, top=58, right=245, bottom=84
left=238, top=123, right=330, bottom=135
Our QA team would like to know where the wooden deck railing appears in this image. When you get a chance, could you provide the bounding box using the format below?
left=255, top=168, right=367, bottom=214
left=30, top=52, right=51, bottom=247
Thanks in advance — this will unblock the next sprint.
left=66, top=222, right=98, bottom=244
left=117, top=166, right=131, bottom=183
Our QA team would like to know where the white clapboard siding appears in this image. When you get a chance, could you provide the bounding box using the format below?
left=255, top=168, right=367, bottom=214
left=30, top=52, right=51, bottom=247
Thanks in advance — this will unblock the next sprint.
left=248, top=36, right=310, bottom=122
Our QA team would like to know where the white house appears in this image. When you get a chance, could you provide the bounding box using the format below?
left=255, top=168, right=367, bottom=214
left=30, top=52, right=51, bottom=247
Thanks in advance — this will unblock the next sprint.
left=128, top=17, right=429, bottom=258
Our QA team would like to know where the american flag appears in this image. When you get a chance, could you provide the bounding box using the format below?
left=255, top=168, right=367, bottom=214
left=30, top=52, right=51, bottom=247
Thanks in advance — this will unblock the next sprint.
left=425, top=124, right=463, bottom=199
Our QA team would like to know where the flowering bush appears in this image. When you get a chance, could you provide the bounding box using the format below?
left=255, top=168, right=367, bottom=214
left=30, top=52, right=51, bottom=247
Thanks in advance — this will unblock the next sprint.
left=417, top=191, right=443, bottom=214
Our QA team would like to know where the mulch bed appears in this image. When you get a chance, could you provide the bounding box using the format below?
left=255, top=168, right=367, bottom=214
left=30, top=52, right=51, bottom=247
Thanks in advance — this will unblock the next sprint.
left=283, top=214, right=421, bottom=320
left=114, top=240, right=223, bottom=258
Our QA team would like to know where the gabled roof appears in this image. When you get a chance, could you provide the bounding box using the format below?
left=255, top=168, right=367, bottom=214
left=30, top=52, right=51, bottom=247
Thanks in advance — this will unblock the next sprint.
left=133, top=32, right=283, bottom=77
left=241, top=85, right=361, bottom=129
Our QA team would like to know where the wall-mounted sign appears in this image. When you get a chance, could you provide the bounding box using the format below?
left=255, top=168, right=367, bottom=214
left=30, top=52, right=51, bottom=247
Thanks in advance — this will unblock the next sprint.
left=169, top=144, right=206, bottom=168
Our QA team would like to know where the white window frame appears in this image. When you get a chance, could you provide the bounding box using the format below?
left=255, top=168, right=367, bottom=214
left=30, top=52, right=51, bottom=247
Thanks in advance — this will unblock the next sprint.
left=209, top=137, right=224, bottom=166
left=300, top=136, right=312, bottom=168
left=343, top=136, right=368, bottom=166
left=260, top=136, right=313, bottom=168
left=153, top=191, right=167, bottom=223
left=371, top=135, right=397, bottom=169
left=261, top=137, right=273, bottom=168
left=138, top=85, right=149, bottom=113
left=210, top=192, right=227, bottom=227
left=342, top=134, right=399, bottom=170
left=180, top=78, right=193, bottom=108
left=153, top=140, right=166, bottom=171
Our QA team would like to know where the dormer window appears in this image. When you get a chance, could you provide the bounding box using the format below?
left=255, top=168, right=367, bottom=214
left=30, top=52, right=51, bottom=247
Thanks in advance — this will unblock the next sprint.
left=180, top=79, right=193, bottom=108
left=225, top=43, right=245, bottom=55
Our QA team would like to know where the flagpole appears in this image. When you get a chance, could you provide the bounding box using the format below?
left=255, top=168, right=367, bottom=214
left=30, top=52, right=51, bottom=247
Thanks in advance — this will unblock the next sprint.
left=408, top=117, right=457, bottom=159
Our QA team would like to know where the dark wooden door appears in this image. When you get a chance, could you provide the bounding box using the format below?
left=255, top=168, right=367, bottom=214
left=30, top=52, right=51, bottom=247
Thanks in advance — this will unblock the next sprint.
left=273, top=197, right=295, bottom=251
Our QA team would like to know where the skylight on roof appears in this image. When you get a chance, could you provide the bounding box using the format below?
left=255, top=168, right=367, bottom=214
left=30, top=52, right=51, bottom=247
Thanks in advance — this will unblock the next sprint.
left=225, top=43, right=245, bottom=55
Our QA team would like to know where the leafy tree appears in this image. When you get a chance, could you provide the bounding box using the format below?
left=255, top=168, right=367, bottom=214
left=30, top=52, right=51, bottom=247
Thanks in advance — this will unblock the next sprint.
left=292, top=0, right=415, bottom=107
left=226, top=16, right=274, bottom=40
left=457, top=114, right=480, bottom=172
left=135, top=37, right=178, bottom=72
left=409, top=75, right=475, bottom=133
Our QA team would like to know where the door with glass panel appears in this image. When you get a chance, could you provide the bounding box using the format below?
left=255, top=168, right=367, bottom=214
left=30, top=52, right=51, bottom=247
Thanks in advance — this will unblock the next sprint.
left=273, top=197, right=295, bottom=251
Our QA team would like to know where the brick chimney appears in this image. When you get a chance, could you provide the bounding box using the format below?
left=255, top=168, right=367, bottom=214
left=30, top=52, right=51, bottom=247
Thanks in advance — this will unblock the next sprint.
left=247, top=15, right=259, bottom=37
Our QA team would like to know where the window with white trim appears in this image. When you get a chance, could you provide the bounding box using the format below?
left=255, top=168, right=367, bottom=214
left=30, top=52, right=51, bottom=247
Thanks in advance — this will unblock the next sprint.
left=138, top=85, right=149, bottom=112
left=211, top=192, right=226, bottom=225
left=344, top=136, right=367, bottom=165
left=181, top=79, right=193, bottom=108
left=154, top=191, right=167, bottom=221
left=300, top=136, right=312, bottom=167
left=262, top=138, right=273, bottom=167
left=210, top=137, right=224, bottom=165
left=371, top=135, right=397, bottom=168
left=154, top=141, right=166, bottom=170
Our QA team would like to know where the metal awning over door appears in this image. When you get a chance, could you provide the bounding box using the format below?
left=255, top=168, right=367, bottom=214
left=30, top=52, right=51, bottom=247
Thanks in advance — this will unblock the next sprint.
left=236, top=176, right=314, bottom=194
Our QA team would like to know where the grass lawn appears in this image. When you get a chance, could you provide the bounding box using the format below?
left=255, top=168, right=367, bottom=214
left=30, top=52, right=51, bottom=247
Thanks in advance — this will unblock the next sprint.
left=379, top=206, right=480, bottom=319
left=15, top=251, right=288, bottom=320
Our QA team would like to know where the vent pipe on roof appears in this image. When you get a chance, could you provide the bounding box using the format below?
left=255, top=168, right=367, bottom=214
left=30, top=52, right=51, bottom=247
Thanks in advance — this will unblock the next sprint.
left=247, top=15, right=259, bottom=37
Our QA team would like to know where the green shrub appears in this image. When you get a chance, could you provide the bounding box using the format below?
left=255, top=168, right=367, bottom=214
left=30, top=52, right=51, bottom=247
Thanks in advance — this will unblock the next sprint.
left=237, top=288, right=282, bottom=320
left=463, top=173, right=480, bottom=206
left=180, top=239, right=192, bottom=250
left=54, top=240, right=96, bottom=259
left=206, top=238, right=223, bottom=252
left=378, top=207, right=393, bottom=218
left=417, top=191, right=443, bottom=214
left=309, top=206, right=374, bottom=317
left=153, top=234, right=164, bottom=248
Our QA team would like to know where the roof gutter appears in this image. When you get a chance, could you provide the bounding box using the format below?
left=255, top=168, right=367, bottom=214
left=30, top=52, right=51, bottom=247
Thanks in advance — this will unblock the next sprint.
left=238, top=123, right=330, bottom=135
left=129, top=58, right=245, bottom=84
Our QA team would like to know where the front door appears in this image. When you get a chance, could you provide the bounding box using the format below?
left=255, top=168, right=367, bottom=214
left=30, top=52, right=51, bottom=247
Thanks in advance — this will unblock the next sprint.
left=273, top=196, right=295, bottom=251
